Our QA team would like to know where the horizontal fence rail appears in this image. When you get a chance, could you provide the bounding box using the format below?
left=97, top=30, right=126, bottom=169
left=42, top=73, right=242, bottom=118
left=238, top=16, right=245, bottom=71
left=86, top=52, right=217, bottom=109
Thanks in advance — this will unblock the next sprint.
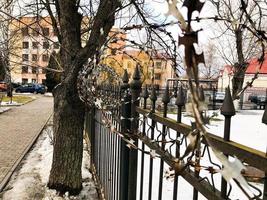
left=85, top=66, right=267, bottom=200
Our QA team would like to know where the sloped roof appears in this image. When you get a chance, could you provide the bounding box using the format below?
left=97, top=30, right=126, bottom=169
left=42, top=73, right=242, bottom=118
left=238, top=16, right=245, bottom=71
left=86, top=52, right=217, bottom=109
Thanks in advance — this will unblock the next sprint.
left=246, top=54, right=267, bottom=74
left=221, top=54, right=267, bottom=75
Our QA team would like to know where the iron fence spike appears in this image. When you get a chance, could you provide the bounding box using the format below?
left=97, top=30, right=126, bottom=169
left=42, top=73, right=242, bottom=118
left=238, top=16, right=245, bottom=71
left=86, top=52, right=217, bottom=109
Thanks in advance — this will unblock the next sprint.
left=262, top=104, right=267, bottom=125
left=175, top=86, right=185, bottom=106
left=142, top=85, right=149, bottom=99
left=121, top=69, right=130, bottom=90
left=221, top=87, right=235, bottom=116
left=122, top=69, right=129, bottom=83
left=162, top=84, right=170, bottom=104
left=150, top=85, right=157, bottom=102
left=130, top=65, right=142, bottom=91
left=132, top=64, right=141, bottom=80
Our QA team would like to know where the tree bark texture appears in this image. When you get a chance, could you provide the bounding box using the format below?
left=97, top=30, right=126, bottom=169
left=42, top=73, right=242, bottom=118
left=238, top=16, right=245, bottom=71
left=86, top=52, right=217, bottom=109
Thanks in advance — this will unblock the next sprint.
left=47, top=0, right=121, bottom=194
left=232, top=28, right=247, bottom=99
left=48, top=81, right=85, bottom=195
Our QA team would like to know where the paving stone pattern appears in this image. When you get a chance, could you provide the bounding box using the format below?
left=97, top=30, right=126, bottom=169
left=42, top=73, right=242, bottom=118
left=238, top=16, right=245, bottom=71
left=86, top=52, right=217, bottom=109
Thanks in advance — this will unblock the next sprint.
left=0, top=96, right=53, bottom=184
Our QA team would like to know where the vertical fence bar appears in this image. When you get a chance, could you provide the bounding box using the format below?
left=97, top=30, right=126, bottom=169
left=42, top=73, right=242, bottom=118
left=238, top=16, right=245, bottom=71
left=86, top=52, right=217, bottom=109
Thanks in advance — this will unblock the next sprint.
left=158, top=85, right=170, bottom=200
left=262, top=104, right=267, bottom=200
left=213, top=87, right=216, bottom=110
left=192, top=86, right=205, bottom=200
left=120, top=69, right=131, bottom=200
left=173, top=86, right=185, bottom=200
left=90, top=107, right=96, bottom=168
left=220, top=87, right=236, bottom=199
left=139, top=85, right=149, bottom=200
left=129, top=65, right=142, bottom=200
left=148, top=85, right=157, bottom=200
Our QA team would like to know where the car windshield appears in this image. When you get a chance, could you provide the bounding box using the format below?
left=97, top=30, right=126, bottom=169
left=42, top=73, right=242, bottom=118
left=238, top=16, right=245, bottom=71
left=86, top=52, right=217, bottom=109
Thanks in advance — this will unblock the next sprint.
left=216, top=92, right=225, bottom=95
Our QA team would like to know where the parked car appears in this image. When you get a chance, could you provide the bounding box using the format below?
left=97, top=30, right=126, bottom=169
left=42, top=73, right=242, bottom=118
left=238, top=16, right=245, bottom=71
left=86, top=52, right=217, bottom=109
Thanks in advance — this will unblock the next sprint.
left=0, top=81, right=7, bottom=92
left=215, top=92, right=225, bottom=102
left=15, top=84, right=46, bottom=94
left=248, top=94, right=267, bottom=106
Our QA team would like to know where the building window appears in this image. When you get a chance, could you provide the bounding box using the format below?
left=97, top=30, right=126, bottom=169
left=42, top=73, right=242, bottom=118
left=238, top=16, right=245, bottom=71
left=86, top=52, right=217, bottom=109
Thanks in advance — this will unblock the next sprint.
left=54, top=42, right=60, bottom=49
left=22, top=42, right=29, bottom=49
left=42, top=27, right=49, bottom=36
left=42, top=68, right=46, bottom=74
left=32, top=28, right=39, bottom=36
left=21, top=66, right=28, bottom=73
left=42, top=54, right=49, bottom=62
left=32, top=54, right=38, bottom=61
left=22, top=54, right=29, bottom=61
left=42, top=79, right=46, bottom=84
left=155, top=61, right=161, bottom=69
left=21, top=27, right=29, bottom=36
left=32, top=42, right=38, bottom=49
left=32, top=67, right=37, bottom=74
left=43, top=42, right=49, bottom=49
left=32, top=79, right=36, bottom=83
left=22, top=78, right=28, bottom=84
left=155, top=73, right=161, bottom=80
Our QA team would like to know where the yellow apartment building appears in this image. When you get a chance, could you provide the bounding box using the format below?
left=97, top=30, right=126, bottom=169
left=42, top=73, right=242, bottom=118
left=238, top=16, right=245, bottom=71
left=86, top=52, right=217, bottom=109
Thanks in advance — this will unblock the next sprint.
left=103, top=50, right=174, bottom=88
left=9, top=16, right=59, bottom=84
left=9, top=16, right=174, bottom=88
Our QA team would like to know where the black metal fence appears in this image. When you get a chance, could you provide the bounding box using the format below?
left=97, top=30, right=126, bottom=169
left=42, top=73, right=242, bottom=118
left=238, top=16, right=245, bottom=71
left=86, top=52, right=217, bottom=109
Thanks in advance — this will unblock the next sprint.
left=85, top=66, right=267, bottom=200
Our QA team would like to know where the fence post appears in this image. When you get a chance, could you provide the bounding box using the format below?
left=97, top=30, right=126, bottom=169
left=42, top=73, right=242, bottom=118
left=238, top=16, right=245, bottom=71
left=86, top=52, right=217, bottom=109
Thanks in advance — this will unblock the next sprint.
left=220, top=87, right=236, bottom=199
left=90, top=107, right=96, bottom=166
left=173, top=86, right=185, bottom=200
left=262, top=104, right=267, bottom=200
left=212, top=87, right=216, bottom=110
left=158, top=84, right=170, bottom=200
left=139, top=85, right=149, bottom=200
left=129, top=65, right=142, bottom=200
left=148, top=85, right=157, bottom=200
left=120, top=69, right=131, bottom=200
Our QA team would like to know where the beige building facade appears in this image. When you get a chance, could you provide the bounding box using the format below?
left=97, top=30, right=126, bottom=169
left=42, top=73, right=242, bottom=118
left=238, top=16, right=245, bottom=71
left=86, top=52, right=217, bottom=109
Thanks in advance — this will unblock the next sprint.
left=103, top=50, right=174, bottom=88
left=218, top=55, right=267, bottom=100
left=9, top=17, right=59, bottom=84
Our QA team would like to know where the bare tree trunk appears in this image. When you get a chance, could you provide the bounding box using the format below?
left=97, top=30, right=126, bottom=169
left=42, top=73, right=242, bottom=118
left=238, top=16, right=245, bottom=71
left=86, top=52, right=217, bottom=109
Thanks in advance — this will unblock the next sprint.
left=46, top=0, right=120, bottom=194
left=232, top=28, right=247, bottom=99
left=48, top=77, right=85, bottom=195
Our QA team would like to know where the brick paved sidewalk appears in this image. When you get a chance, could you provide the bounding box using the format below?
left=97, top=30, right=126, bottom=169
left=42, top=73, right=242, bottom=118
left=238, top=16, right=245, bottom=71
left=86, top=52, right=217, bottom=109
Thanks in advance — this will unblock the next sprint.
left=0, top=96, right=53, bottom=190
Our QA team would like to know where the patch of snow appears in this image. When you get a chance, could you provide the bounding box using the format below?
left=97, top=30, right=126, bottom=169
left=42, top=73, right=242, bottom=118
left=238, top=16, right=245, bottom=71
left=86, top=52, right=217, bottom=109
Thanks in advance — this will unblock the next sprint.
left=135, top=110, right=265, bottom=200
left=0, top=101, right=22, bottom=106
left=2, top=126, right=98, bottom=200
left=0, top=107, right=11, bottom=113
left=44, top=93, right=53, bottom=97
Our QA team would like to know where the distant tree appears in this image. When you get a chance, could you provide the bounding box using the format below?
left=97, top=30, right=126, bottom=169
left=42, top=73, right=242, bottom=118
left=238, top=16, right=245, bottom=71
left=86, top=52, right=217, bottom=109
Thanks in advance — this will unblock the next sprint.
left=209, top=0, right=267, bottom=98
left=0, top=0, right=15, bottom=83
left=200, top=41, right=220, bottom=79
left=0, top=55, right=6, bottom=80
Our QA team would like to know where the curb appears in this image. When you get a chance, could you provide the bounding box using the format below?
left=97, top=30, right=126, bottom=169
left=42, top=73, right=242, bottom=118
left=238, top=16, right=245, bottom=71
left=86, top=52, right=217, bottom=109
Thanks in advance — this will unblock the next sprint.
left=0, top=97, right=36, bottom=107
left=0, top=112, right=53, bottom=192
left=0, top=108, right=11, bottom=115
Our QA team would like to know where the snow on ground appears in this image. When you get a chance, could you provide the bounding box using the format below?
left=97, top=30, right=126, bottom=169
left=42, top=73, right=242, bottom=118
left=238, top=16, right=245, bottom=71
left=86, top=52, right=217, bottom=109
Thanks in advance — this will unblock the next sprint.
left=0, top=107, right=11, bottom=114
left=174, top=109, right=267, bottom=152
left=135, top=109, right=266, bottom=200
left=44, top=93, right=53, bottom=97
left=0, top=101, right=22, bottom=106
left=1, top=125, right=98, bottom=200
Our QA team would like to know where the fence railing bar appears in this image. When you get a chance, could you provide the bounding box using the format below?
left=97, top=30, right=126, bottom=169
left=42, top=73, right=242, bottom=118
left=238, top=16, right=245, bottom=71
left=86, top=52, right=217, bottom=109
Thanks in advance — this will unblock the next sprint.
left=173, top=86, right=184, bottom=200
left=139, top=85, right=149, bottom=200
left=148, top=85, right=157, bottom=200
left=134, top=133, right=225, bottom=200
left=158, top=85, right=170, bottom=200
left=136, top=107, right=267, bottom=173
